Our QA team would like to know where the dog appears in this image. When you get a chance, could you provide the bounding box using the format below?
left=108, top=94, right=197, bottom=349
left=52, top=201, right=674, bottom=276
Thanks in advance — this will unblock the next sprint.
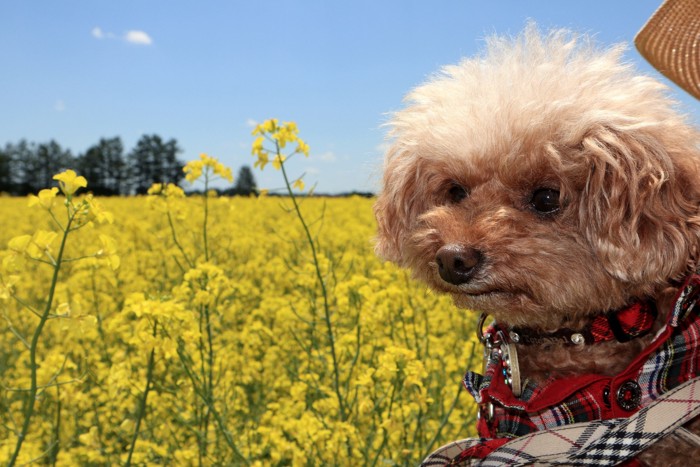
left=374, top=25, right=700, bottom=466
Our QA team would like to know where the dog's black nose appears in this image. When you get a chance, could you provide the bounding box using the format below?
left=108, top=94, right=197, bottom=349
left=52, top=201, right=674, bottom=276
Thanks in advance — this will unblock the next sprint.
left=435, top=244, right=482, bottom=285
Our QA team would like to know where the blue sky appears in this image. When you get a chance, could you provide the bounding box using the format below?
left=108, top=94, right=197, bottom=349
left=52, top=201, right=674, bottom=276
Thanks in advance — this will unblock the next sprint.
left=2, top=1, right=698, bottom=194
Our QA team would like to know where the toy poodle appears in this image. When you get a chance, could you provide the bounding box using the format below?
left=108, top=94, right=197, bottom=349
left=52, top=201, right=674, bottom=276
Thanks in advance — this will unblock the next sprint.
left=374, top=25, right=700, bottom=466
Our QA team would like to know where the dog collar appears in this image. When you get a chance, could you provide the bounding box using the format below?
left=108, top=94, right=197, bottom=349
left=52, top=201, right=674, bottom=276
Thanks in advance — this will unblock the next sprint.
left=475, top=299, right=658, bottom=400
left=506, top=299, right=658, bottom=346
left=465, top=273, right=700, bottom=445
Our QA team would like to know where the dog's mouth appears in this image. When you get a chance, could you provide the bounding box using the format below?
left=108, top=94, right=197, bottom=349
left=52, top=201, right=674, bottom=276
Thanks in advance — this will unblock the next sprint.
left=452, top=288, right=515, bottom=303
left=433, top=276, right=517, bottom=302
left=452, top=288, right=539, bottom=323
left=462, top=289, right=509, bottom=297
left=428, top=261, right=506, bottom=295
left=427, top=261, right=530, bottom=306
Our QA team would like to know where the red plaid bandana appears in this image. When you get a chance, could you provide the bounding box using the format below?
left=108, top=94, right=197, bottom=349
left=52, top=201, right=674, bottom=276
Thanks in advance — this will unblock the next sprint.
left=461, top=273, right=700, bottom=458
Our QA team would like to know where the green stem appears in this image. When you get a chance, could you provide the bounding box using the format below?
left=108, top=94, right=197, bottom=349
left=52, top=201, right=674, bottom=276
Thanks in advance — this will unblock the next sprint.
left=91, top=269, right=112, bottom=364
left=197, top=303, right=215, bottom=460
left=370, top=374, right=400, bottom=467
left=166, top=209, right=194, bottom=269
left=278, top=149, right=346, bottom=421
left=420, top=341, right=478, bottom=460
left=49, top=384, right=61, bottom=466
left=198, top=304, right=207, bottom=461
left=125, top=320, right=159, bottom=467
left=8, top=214, right=74, bottom=467
left=204, top=304, right=215, bottom=450
left=177, top=344, right=249, bottom=465
left=203, top=172, right=210, bottom=262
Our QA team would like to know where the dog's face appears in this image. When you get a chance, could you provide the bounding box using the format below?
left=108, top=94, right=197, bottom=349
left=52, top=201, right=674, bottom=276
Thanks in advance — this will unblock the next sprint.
left=375, top=27, right=700, bottom=328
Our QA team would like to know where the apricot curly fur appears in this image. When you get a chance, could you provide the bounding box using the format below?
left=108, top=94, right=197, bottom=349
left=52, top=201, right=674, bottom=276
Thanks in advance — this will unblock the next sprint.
left=374, top=25, right=700, bottom=465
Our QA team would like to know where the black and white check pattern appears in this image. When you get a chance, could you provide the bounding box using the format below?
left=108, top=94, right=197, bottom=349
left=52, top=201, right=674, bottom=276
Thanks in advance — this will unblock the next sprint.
left=422, top=376, right=700, bottom=466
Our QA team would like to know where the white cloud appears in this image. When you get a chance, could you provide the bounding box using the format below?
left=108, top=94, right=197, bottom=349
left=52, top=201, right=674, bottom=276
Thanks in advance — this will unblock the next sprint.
left=246, top=118, right=259, bottom=128
left=318, top=151, right=336, bottom=162
left=92, top=26, right=116, bottom=40
left=124, top=30, right=153, bottom=45
left=54, top=100, right=66, bottom=112
left=92, top=27, right=152, bottom=45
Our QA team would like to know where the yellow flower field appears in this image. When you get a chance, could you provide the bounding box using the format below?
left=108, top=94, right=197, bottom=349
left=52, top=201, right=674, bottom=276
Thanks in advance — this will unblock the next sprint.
left=0, top=124, right=480, bottom=466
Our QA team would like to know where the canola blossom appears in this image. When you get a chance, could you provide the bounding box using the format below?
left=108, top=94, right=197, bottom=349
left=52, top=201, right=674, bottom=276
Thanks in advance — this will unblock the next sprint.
left=0, top=130, right=480, bottom=466
left=183, top=153, right=234, bottom=184
left=53, top=169, right=88, bottom=197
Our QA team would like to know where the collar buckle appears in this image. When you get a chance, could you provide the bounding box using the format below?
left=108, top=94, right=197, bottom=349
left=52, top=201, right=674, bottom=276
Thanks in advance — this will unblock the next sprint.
left=477, top=314, right=522, bottom=397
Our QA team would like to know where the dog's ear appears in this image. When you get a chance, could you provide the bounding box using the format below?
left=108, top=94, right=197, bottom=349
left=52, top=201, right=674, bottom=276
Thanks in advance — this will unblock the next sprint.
left=374, top=145, right=429, bottom=264
left=578, top=124, right=700, bottom=285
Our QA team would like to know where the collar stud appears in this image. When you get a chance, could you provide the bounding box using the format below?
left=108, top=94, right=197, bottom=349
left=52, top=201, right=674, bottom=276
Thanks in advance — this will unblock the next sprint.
left=570, top=333, right=585, bottom=345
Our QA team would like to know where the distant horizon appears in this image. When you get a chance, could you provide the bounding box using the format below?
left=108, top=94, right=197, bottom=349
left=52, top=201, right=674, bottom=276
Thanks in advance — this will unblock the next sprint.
left=0, top=134, right=381, bottom=197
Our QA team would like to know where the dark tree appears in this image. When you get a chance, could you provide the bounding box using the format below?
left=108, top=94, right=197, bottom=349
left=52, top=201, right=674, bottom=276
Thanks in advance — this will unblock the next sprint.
left=128, top=134, right=184, bottom=194
left=35, top=141, right=74, bottom=191
left=228, top=165, right=258, bottom=196
left=5, top=140, right=33, bottom=194
left=0, top=145, right=12, bottom=193
left=77, top=137, right=127, bottom=195
left=8, top=140, right=73, bottom=195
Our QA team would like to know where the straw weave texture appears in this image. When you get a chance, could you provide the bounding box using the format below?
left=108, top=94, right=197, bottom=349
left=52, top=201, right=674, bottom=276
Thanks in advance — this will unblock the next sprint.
left=636, top=0, right=700, bottom=99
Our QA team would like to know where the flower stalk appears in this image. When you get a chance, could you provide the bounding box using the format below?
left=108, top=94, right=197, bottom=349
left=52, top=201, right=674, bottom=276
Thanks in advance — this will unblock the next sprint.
left=125, top=320, right=158, bottom=467
left=252, top=120, right=347, bottom=421
left=8, top=172, right=95, bottom=466
left=8, top=214, right=73, bottom=466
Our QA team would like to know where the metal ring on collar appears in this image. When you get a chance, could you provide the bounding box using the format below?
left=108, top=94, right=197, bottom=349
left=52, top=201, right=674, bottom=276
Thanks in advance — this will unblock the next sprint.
left=477, top=313, right=490, bottom=344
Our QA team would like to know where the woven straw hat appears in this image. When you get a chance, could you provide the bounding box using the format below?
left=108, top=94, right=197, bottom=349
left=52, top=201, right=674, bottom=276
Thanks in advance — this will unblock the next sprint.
left=635, top=0, right=700, bottom=100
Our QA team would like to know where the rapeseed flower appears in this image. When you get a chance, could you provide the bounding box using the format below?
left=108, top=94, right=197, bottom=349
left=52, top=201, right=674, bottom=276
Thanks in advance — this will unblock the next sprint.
left=0, top=274, right=18, bottom=300
left=253, top=151, right=269, bottom=170
left=7, top=231, right=57, bottom=260
left=28, top=188, right=59, bottom=210
left=84, top=195, right=114, bottom=224
left=8, top=234, right=32, bottom=254
left=147, top=182, right=185, bottom=198
left=183, top=153, right=233, bottom=183
left=272, top=154, right=285, bottom=170
left=32, top=230, right=58, bottom=255
left=96, top=234, right=120, bottom=270
left=0, top=191, right=480, bottom=466
left=251, top=119, right=310, bottom=173
left=53, top=169, right=87, bottom=197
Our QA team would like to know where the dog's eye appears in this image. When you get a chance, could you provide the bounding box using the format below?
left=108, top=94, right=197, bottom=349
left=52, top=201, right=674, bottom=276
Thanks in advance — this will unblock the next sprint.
left=531, top=188, right=560, bottom=214
left=447, top=184, right=468, bottom=203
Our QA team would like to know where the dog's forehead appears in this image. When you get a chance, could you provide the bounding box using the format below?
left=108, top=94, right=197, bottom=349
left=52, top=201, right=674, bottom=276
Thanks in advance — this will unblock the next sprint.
left=392, top=91, right=604, bottom=185
left=429, top=134, right=562, bottom=188
left=397, top=111, right=565, bottom=182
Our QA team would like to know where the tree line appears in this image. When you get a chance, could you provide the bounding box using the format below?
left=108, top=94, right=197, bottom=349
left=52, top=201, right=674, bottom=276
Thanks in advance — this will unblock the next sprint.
left=0, top=135, right=258, bottom=196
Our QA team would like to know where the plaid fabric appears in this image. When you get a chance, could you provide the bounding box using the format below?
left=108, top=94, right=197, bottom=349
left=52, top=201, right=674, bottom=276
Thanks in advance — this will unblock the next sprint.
left=589, top=301, right=657, bottom=343
left=457, top=273, right=700, bottom=461
left=422, top=377, right=700, bottom=466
